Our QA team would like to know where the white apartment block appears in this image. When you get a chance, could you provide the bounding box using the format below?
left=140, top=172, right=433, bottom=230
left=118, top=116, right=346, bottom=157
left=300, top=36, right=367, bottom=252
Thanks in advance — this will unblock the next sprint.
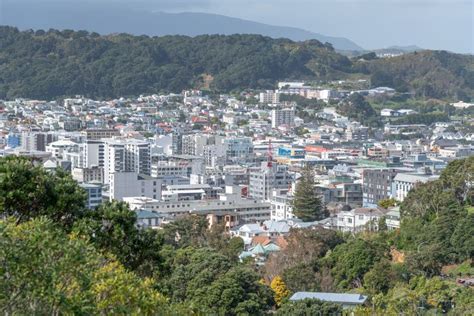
left=270, top=189, right=294, bottom=221
left=83, top=140, right=105, bottom=168
left=151, top=161, right=190, bottom=178
left=259, top=90, right=280, bottom=104
left=103, top=138, right=151, bottom=184
left=392, top=173, right=439, bottom=202
left=249, top=163, right=292, bottom=201
left=108, top=172, right=161, bottom=201
left=271, top=108, right=295, bottom=128
left=124, top=188, right=271, bottom=222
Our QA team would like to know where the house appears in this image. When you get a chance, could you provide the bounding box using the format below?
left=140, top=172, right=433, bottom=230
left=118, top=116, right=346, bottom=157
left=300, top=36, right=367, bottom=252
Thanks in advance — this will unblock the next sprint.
left=231, top=220, right=291, bottom=245
left=289, top=292, right=368, bottom=309
left=135, top=209, right=161, bottom=229
left=336, top=207, right=387, bottom=233
left=385, top=207, right=400, bottom=230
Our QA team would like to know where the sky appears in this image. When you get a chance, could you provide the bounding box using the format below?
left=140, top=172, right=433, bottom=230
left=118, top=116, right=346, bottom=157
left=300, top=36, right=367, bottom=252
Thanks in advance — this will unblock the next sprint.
left=1, top=0, right=473, bottom=53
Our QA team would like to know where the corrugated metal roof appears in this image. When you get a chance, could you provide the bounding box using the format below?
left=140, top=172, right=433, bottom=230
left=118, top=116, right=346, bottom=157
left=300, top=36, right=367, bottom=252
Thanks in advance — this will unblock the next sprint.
left=290, top=292, right=367, bottom=305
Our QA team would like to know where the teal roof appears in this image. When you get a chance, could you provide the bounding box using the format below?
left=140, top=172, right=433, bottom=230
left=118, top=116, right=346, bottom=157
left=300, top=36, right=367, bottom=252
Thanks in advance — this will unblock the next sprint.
left=263, top=243, right=281, bottom=252
left=250, top=244, right=266, bottom=255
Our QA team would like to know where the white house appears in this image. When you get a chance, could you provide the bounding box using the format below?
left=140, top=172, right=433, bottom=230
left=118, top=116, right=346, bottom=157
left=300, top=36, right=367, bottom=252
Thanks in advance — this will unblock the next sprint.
left=336, top=207, right=387, bottom=233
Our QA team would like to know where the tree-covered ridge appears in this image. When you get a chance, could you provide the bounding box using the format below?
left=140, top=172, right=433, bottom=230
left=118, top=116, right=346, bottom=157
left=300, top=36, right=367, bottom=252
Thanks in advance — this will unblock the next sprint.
left=0, top=26, right=472, bottom=100
left=356, top=50, right=474, bottom=100
left=0, top=26, right=349, bottom=99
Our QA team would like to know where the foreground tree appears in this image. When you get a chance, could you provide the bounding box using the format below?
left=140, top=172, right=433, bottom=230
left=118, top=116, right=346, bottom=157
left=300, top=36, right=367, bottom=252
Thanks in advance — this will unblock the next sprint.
left=0, top=156, right=86, bottom=229
left=72, top=201, right=164, bottom=277
left=0, top=217, right=166, bottom=315
left=292, top=166, right=326, bottom=221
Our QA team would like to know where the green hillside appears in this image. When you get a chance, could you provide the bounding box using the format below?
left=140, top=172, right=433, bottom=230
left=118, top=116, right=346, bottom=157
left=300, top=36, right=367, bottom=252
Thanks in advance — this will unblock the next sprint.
left=0, top=26, right=472, bottom=100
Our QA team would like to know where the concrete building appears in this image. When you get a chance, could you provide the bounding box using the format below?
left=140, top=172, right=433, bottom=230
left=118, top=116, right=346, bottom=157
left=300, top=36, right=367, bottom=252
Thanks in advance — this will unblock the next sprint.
left=103, top=138, right=151, bottom=183
left=72, top=166, right=104, bottom=183
left=108, top=172, right=161, bottom=201
left=223, top=137, right=253, bottom=163
left=362, top=168, right=408, bottom=206
left=393, top=173, right=439, bottom=201
left=83, top=140, right=105, bottom=168
left=345, top=124, right=369, bottom=141
left=80, top=182, right=102, bottom=209
left=249, top=163, right=292, bottom=201
left=270, top=189, right=294, bottom=221
left=82, top=128, right=120, bottom=140
left=271, top=108, right=295, bottom=128
left=259, top=90, right=280, bottom=104
left=124, top=187, right=271, bottom=222
left=317, top=183, right=363, bottom=207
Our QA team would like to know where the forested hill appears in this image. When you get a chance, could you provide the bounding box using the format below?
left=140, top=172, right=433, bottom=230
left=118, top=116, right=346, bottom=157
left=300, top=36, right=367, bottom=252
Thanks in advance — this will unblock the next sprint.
left=0, top=26, right=472, bottom=100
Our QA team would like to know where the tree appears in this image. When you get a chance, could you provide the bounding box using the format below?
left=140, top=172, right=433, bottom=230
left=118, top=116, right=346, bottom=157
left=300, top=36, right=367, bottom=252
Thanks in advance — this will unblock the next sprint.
left=72, top=201, right=163, bottom=277
left=378, top=198, right=397, bottom=209
left=0, top=217, right=166, bottom=315
left=161, top=215, right=210, bottom=248
left=0, top=156, right=86, bottom=229
left=292, top=166, right=326, bottom=221
left=276, top=298, right=343, bottom=316
left=327, top=237, right=389, bottom=289
left=271, top=276, right=290, bottom=307
left=363, top=259, right=394, bottom=295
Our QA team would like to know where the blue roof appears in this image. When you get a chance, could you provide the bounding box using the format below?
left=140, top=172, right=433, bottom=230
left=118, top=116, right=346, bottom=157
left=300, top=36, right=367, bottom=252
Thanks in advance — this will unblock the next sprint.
left=290, top=292, right=367, bottom=305
left=136, top=210, right=160, bottom=219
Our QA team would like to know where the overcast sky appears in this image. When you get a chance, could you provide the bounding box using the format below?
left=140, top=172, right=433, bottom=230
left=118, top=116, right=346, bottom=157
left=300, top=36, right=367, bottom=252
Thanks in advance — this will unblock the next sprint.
left=2, top=0, right=473, bottom=53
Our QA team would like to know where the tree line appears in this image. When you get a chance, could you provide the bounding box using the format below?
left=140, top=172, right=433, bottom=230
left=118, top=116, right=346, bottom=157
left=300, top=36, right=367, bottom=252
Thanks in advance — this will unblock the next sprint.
left=1, top=26, right=472, bottom=101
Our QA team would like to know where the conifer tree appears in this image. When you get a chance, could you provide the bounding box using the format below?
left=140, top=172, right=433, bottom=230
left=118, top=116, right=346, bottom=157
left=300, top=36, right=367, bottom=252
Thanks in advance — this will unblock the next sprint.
left=292, top=165, right=326, bottom=221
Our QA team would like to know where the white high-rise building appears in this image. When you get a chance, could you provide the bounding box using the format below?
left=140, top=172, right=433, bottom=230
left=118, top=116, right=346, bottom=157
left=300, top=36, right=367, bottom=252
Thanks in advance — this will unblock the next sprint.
left=249, top=162, right=292, bottom=201
left=103, top=138, right=151, bottom=184
left=271, top=108, right=295, bottom=128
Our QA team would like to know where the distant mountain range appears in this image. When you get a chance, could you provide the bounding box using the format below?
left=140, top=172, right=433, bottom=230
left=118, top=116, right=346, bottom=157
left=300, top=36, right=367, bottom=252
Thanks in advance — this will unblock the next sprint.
left=0, top=1, right=363, bottom=51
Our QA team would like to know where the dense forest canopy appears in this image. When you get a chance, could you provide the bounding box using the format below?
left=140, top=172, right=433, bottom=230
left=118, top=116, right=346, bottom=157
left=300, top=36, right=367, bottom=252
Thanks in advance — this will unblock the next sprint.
left=0, top=26, right=473, bottom=100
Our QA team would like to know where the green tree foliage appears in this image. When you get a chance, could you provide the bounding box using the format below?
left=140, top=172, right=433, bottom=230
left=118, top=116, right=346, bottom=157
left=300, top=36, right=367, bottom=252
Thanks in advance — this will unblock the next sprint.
left=0, top=218, right=166, bottom=315
left=72, top=201, right=164, bottom=277
left=337, top=93, right=380, bottom=126
left=0, top=156, right=86, bottom=228
left=292, top=166, right=327, bottom=221
left=1, top=27, right=471, bottom=100
left=0, top=27, right=350, bottom=99
left=359, top=50, right=474, bottom=99
left=326, top=237, right=389, bottom=289
left=394, top=112, right=450, bottom=125
left=276, top=298, right=343, bottom=316
left=363, top=259, right=395, bottom=295
left=378, top=198, right=397, bottom=209
left=159, top=247, right=273, bottom=315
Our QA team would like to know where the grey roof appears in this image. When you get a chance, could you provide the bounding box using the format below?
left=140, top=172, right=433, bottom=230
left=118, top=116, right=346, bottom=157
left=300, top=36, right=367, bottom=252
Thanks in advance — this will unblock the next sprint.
left=290, top=292, right=367, bottom=305
left=136, top=209, right=160, bottom=219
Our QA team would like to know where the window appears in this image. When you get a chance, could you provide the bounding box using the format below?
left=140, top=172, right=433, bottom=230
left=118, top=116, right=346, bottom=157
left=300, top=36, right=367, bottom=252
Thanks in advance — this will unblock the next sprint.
left=359, top=215, right=364, bottom=220
left=348, top=218, right=353, bottom=223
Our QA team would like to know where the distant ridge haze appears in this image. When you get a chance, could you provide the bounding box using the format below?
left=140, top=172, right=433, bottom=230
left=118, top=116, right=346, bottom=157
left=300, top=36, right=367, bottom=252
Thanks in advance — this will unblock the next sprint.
left=0, top=1, right=363, bottom=51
